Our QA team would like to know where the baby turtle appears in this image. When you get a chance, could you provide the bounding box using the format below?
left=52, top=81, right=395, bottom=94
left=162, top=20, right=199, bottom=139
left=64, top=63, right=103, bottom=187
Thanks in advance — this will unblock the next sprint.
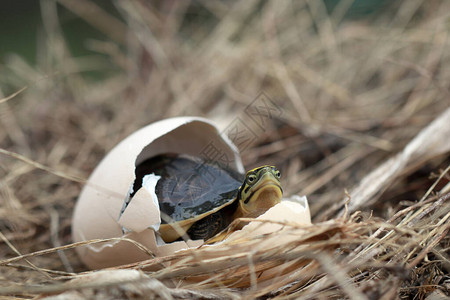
left=133, top=154, right=283, bottom=242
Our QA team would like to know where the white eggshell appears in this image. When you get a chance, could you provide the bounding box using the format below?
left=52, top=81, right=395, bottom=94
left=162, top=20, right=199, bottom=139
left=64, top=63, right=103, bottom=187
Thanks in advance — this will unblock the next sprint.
left=210, top=196, right=311, bottom=244
left=72, top=117, right=243, bottom=269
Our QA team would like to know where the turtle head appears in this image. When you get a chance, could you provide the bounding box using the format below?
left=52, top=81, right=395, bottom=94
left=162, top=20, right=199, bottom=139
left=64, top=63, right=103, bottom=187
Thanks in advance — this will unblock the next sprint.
left=236, top=166, right=283, bottom=217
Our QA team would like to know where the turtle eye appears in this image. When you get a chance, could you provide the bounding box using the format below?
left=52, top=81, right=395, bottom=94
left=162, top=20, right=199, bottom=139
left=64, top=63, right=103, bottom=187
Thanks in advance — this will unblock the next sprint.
left=271, top=167, right=281, bottom=179
left=247, top=173, right=257, bottom=185
left=275, top=170, right=281, bottom=179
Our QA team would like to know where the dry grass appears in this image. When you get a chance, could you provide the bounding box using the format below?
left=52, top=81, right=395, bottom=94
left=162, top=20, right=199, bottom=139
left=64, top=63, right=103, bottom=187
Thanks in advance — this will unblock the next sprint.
left=0, top=0, right=449, bottom=299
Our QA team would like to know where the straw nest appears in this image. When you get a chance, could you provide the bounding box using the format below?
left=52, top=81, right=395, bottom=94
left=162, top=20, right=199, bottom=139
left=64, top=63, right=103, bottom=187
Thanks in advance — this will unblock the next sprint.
left=0, top=1, right=449, bottom=299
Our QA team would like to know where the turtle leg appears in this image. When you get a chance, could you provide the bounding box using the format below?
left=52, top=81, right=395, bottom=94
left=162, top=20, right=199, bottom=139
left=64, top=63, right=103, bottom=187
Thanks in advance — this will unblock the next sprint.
left=186, top=211, right=225, bottom=241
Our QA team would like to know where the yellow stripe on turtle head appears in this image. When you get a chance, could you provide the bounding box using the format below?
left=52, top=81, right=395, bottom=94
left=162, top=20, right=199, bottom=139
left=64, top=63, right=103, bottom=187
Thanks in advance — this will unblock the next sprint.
left=235, top=165, right=283, bottom=218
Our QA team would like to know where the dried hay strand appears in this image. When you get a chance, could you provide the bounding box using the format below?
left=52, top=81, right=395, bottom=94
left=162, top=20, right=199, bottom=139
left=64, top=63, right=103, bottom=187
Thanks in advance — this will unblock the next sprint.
left=0, top=0, right=449, bottom=299
left=0, top=192, right=448, bottom=299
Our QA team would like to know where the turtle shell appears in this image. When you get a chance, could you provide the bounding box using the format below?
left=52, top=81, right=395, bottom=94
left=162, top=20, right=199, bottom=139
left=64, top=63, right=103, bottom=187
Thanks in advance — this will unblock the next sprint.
left=133, top=154, right=244, bottom=224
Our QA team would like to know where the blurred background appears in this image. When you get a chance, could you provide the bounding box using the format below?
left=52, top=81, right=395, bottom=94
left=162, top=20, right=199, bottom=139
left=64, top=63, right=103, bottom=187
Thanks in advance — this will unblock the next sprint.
left=0, top=1, right=393, bottom=65
left=0, top=0, right=449, bottom=295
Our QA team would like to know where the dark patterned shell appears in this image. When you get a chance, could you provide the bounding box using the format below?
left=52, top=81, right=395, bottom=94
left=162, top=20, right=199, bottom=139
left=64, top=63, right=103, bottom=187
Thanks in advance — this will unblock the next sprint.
left=133, top=154, right=243, bottom=223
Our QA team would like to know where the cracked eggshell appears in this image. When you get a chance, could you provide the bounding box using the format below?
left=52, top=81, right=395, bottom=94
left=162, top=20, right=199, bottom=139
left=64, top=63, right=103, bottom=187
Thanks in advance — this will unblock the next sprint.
left=184, top=196, right=312, bottom=288
left=207, top=195, right=311, bottom=246
left=72, top=117, right=243, bottom=269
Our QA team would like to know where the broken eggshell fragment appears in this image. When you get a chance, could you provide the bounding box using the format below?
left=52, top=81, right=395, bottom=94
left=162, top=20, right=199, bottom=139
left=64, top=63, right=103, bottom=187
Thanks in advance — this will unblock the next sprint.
left=72, top=117, right=243, bottom=269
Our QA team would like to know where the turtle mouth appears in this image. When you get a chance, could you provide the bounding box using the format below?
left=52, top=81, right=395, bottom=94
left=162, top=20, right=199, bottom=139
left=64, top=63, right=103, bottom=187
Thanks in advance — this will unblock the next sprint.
left=244, top=180, right=283, bottom=207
